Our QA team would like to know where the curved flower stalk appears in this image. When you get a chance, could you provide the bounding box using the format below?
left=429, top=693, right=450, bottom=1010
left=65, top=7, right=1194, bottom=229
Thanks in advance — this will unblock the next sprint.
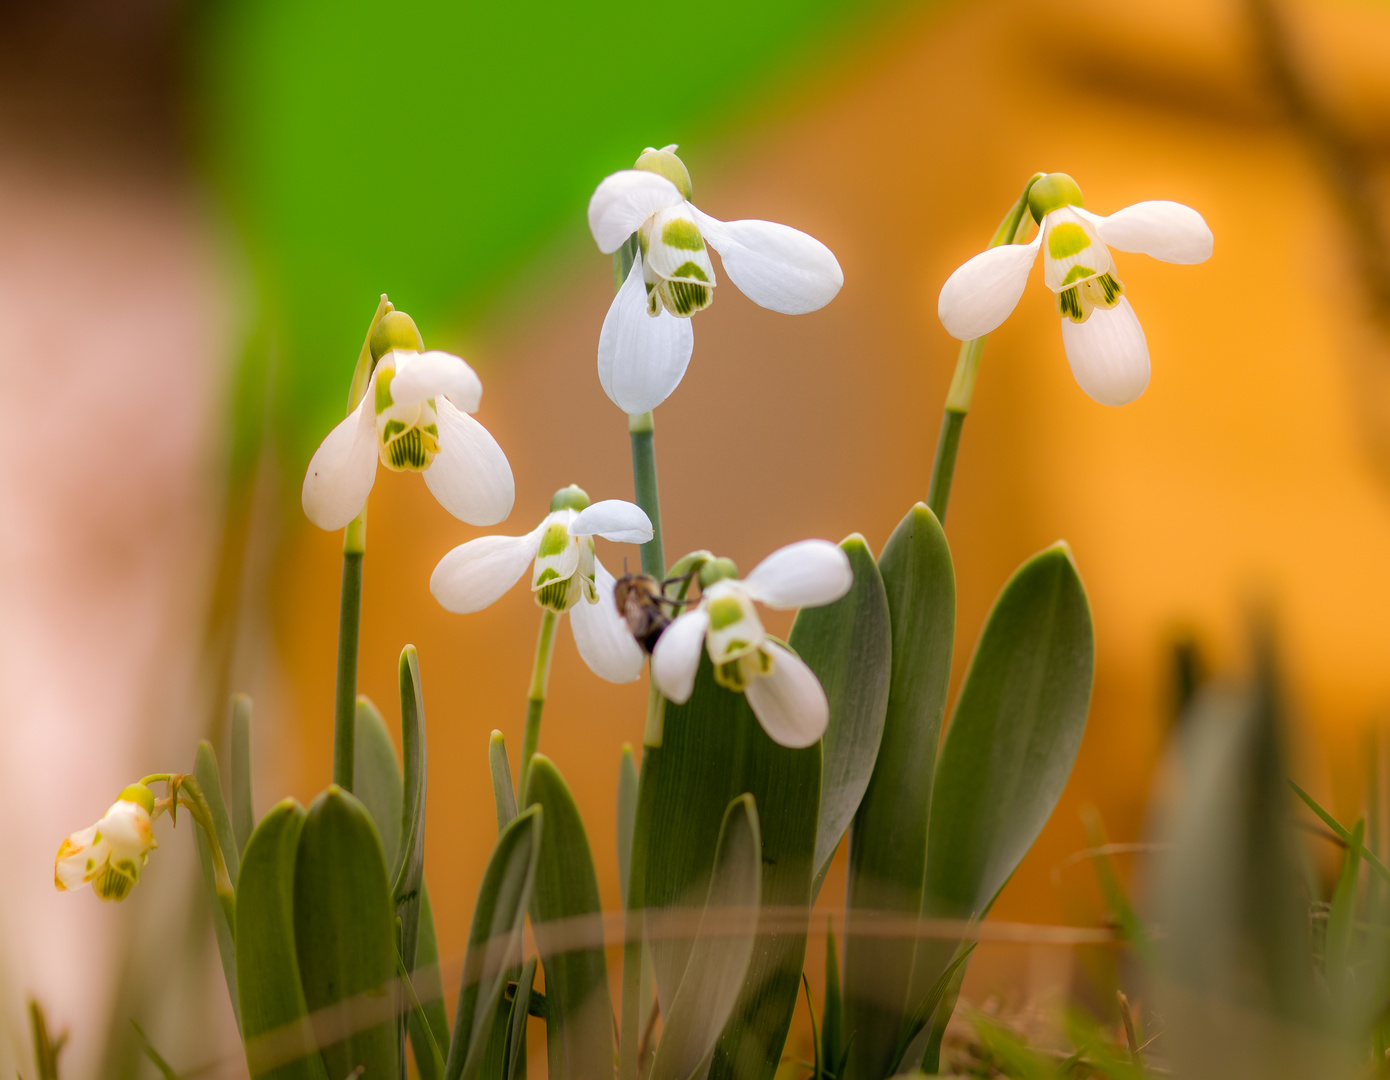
left=652, top=540, right=853, bottom=748
left=587, top=145, right=845, bottom=415
left=302, top=310, right=514, bottom=530
left=431, top=485, right=653, bottom=684
left=938, top=172, right=1213, bottom=406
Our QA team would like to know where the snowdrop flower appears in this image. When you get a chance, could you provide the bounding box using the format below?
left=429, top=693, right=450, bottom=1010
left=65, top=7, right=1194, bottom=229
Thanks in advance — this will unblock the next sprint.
left=652, top=541, right=852, bottom=748
left=431, top=486, right=653, bottom=683
left=938, top=173, right=1213, bottom=406
left=55, top=784, right=158, bottom=902
left=587, top=145, right=844, bottom=414
left=302, top=311, right=514, bottom=530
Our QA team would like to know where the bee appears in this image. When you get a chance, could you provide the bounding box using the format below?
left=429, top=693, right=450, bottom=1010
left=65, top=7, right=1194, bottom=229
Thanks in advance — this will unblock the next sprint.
left=613, top=572, right=687, bottom=654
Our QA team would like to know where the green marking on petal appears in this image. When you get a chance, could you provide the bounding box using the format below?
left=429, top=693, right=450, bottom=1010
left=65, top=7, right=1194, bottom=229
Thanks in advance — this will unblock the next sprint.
left=661, top=218, right=705, bottom=251
left=670, top=261, right=709, bottom=282
left=1056, top=286, right=1087, bottom=323
left=537, top=524, right=571, bottom=558
left=659, top=279, right=711, bottom=316
left=1047, top=222, right=1091, bottom=260
left=1060, top=264, right=1096, bottom=285
left=375, top=368, right=395, bottom=414
left=707, top=595, right=744, bottom=631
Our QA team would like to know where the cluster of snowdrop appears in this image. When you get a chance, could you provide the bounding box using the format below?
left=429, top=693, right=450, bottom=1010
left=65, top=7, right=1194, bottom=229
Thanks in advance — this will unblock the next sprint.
left=56, top=149, right=1212, bottom=898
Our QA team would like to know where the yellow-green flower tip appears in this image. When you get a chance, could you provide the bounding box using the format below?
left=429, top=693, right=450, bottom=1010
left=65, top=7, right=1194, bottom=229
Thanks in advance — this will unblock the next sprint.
left=370, top=310, right=425, bottom=361
left=699, top=557, right=740, bottom=589
left=550, top=484, right=591, bottom=513
left=634, top=147, right=693, bottom=202
left=1028, top=173, right=1085, bottom=224
left=117, top=783, right=156, bottom=815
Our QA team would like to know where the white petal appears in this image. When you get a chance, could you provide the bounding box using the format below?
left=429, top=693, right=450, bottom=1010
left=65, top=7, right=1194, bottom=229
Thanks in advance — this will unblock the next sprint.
left=430, top=526, right=543, bottom=614
left=937, top=234, right=1042, bottom=340
left=389, top=350, right=483, bottom=412
left=692, top=208, right=842, bottom=314
left=745, top=642, right=829, bottom=749
left=651, top=608, right=710, bottom=705
left=423, top=398, right=515, bottom=524
left=744, top=540, right=853, bottom=610
left=597, top=255, right=694, bottom=414
left=301, top=379, right=380, bottom=531
left=1089, top=201, right=1213, bottom=265
left=588, top=170, right=686, bottom=253
left=570, top=559, right=645, bottom=683
left=1060, top=296, right=1150, bottom=406
left=569, top=500, right=653, bottom=543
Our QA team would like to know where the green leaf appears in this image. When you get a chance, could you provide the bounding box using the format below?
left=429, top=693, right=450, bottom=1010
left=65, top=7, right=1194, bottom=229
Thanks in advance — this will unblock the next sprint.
left=617, top=744, right=639, bottom=907
left=646, top=657, right=820, bottom=1080
left=506, top=959, right=537, bottom=1080
left=194, top=740, right=242, bottom=1032
left=1326, top=818, right=1363, bottom=1002
left=444, top=806, right=543, bottom=1080
left=842, top=504, right=954, bottom=1080
left=923, top=542, right=1094, bottom=918
left=821, top=921, right=842, bottom=1079
left=490, top=730, right=519, bottom=836
left=231, top=694, right=256, bottom=856
left=236, top=799, right=326, bottom=1080
left=131, top=1020, right=181, bottom=1080
left=647, top=795, right=762, bottom=1080
left=1289, top=780, right=1390, bottom=885
left=524, top=756, right=612, bottom=1080
left=1080, top=806, right=1155, bottom=968
left=354, top=696, right=404, bottom=871
left=354, top=694, right=448, bottom=1077
left=395, top=646, right=429, bottom=973
left=292, top=786, right=398, bottom=1080
left=887, top=941, right=975, bottom=1075
left=787, top=535, right=891, bottom=893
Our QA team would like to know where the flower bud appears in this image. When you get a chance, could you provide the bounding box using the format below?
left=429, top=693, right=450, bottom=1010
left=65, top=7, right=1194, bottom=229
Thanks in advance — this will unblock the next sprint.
left=1028, top=173, right=1085, bottom=224
left=635, top=146, right=693, bottom=202
left=370, top=310, right=425, bottom=361
left=699, top=557, right=739, bottom=589
left=550, top=484, right=591, bottom=513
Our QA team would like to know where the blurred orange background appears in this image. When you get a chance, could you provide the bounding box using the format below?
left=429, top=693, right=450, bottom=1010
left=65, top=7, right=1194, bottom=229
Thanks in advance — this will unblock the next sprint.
left=7, top=0, right=1390, bottom=1075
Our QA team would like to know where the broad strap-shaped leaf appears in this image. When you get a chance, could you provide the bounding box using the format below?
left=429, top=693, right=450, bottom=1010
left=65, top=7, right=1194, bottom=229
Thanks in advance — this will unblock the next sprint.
left=194, top=740, right=242, bottom=1032
left=525, top=756, right=612, bottom=1080
left=490, top=730, right=518, bottom=835
left=617, top=743, right=639, bottom=906
left=648, top=657, right=820, bottom=1080
left=788, top=534, right=891, bottom=893
left=237, top=799, right=326, bottom=1080
left=354, top=696, right=404, bottom=871
left=293, top=786, right=398, bottom=1080
left=231, top=693, right=256, bottom=855
left=843, top=504, right=954, bottom=1080
left=647, top=795, right=762, bottom=1080
left=354, top=696, right=448, bottom=1076
left=443, top=806, right=543, bottom=1080
left=395, top=646, right=429, bottom=972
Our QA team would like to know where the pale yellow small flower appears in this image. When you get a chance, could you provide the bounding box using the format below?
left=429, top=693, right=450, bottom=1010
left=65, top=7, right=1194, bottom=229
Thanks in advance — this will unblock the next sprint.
left=55, top=785, right=158, bottom=902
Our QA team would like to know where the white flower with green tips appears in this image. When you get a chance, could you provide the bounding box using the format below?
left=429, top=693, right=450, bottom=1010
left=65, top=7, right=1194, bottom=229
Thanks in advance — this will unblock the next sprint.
left=651, top=541, right=852, bottom=748
left=302, top=311, right=514, bottom=530
left=430, top=486, right=653, bottom=683
left=938, top=172, right=1213, bottom=406
left=54, top=784, right=158, bottom=902
left=587, top=145, right=844, bottom=415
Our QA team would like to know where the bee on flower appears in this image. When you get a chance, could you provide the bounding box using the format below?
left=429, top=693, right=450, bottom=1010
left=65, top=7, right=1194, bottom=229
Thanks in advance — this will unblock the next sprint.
left=937, top=172, right=1213, bottom=406
left=55, top=784, right=159, bottom=902
left=302, top=310, right=514, bottom=530
left=430, top=486, right=654, bottom=683
left=587, top=145, right=845, bottom=415
left=652, top=541, right=852, bottom=748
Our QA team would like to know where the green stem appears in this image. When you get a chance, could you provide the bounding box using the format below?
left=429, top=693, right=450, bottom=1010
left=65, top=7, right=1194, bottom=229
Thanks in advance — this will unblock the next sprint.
left=520, top=608, right=560, bottom=785
left=620, top=750, right=659, bottom=1080
left=925, top=173, right=1044, bottom=524
left=628, top=410, right=666, bottom=578
left=332, top=514, right=366, bottom=791
left=174, top=779, right=236, bottom=938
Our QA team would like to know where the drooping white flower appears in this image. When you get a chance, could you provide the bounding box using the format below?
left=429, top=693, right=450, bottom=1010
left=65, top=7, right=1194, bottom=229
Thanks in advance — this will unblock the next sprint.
left=588, top=145, right=844, bottom=415
left=55, top=785, right=158, bottom=902
left=651, top=540, right=852, bottom=748
left=302, top=311, right=514, bottom=531
left=937, top=173, right=1213, bottom=406
left=430, top=486, right=653, bottom=683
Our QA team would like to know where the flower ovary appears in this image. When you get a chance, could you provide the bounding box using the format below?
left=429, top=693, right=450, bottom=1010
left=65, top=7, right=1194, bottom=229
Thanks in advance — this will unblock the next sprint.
left=1028, top=172, right=1085, bottom=223
left=634, top=147, right=693, bottom=201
